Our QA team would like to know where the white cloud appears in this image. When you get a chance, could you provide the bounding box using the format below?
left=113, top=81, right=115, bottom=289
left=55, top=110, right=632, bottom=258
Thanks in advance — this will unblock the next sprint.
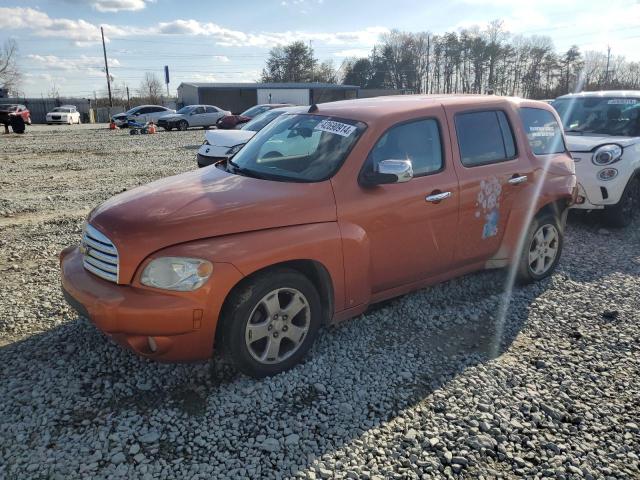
left=64, top=0, right=151, bottom=12
left=28, top=54, right=120, bottom=69
left=153, top=20, right=388, bottom=48
left=212, top=55, right=230, bottom=62
left=0, top=7, right=126, bottom=44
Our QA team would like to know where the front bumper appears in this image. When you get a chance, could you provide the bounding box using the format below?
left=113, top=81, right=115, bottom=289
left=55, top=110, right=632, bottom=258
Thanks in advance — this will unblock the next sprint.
left=47, top=117, right=69, bottom=124
left=570, top=151, right=631, bottom=209
left=157, top=119, right=176, bottom=129
left=112, top=118, right=129, bottom=127
left=60, top=246, right=243, bottom=362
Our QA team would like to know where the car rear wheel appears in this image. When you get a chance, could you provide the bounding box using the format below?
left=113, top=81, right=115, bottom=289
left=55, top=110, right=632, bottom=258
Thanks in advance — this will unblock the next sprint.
left=603, top=177, right=639, bottom=228
left=516, top=213, right=563, bottom=284
left=178, top=120, right=188, bottom=131
left=218, top=268, right=322, bottom=378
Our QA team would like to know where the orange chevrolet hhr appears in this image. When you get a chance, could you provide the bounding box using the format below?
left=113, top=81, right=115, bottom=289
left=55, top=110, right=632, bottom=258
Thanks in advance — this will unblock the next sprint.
left=61, top=95, right=576, bottom=377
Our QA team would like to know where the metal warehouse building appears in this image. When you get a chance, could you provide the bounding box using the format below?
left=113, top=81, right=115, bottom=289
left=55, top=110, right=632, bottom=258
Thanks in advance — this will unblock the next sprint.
left=177, top=82, right=359, bottom=113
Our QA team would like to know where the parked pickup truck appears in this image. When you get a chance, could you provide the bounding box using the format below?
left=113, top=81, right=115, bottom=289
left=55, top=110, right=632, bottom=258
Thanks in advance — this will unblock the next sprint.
left=60, top=95, right=576, bottom=377
left=552, top=91, right=640, bottom=227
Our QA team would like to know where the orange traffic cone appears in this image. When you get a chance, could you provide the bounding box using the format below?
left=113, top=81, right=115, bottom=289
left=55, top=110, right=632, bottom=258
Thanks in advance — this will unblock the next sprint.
left=147, top=122, right=157, bottom=134
left=109, top=120, right=116, bottom=130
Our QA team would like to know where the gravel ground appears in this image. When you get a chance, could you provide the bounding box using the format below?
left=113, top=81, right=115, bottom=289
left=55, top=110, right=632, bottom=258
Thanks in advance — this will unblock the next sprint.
left=0, top=124, right=639, bottom=479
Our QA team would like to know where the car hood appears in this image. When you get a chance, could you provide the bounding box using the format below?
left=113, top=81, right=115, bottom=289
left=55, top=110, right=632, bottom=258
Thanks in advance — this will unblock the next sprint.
left=204, top=129, right=256, bottom=147
left=566, top=135, right=640, bottom=152
left=88, top=166, right=336, bottom=282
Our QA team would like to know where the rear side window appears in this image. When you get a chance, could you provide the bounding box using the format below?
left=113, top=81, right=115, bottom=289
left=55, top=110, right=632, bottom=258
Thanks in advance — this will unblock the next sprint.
left=455, top=111, right=516, bottom=166
left=205, top=106, right=218, bottom=113
left=519, top=107, right=566, bottom=155
left=367, top=119, right=443, bottom=176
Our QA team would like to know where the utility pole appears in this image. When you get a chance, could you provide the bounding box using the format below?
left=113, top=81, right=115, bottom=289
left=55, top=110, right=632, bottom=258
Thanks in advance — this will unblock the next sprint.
left=101, top=26, right=113, bottom=108
left=126, top=86, right=130, bottom=110
left=605, top=45, right=611, bottom=88
left=309, top=40, right=314, bottom=83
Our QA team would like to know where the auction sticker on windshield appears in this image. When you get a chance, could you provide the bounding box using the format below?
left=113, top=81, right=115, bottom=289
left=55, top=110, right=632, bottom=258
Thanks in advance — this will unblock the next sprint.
left=315, top=119, right=357, bottom=137
left=607, top=99, right=638, bottom=105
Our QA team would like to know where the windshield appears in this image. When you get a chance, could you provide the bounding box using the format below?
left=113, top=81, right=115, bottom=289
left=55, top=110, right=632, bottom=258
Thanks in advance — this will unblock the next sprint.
left=124, top=106, right=142, bottom=115
left=230, top=114, right=366, bottom=182
left=241, top=109, right=286, bottom=132
left=176, top=106, right=194, bottom=114
left=241, top=105, right=271, bottom=117
left=52, top=107, right=71, bottom=112
left=553, top=97, right=640, bottom=137
left=0, top=104, right=18, bottom=112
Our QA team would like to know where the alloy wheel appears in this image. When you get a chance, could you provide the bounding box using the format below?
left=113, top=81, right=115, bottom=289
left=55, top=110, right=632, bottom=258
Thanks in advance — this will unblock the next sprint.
left=245, top=288, right=310, bottom=364
left=528, top=224, right=559, bottom=275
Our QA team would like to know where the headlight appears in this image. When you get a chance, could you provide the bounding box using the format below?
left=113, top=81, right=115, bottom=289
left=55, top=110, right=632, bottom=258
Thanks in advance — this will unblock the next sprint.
left=202, top=139, right=210, bottom=146
left=597, top=168, right=618, bottom=181
left=225, top=144, right=244, bottom=156
left=592, top=144, right=622, bottom=166
left=141, top=257, right=213, bottom=291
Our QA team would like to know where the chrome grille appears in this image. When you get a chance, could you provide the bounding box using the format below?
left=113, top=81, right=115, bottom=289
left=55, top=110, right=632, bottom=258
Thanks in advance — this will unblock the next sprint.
left=81, top=224, right=119, bottom=283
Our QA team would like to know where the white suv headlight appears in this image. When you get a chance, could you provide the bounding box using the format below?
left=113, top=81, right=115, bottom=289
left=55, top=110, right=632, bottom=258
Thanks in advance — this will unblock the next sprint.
left=141, top=257, right=213, bottom=291
left=592, top=144, right=622, bottom=166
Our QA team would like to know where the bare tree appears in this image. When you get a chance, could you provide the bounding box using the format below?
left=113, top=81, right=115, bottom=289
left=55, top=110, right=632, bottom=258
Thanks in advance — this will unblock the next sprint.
left=138, top=72, right=163, bottom=104
left=0, top=39, right=21, bottom=95
left=48, top=83, right=60, bottom=99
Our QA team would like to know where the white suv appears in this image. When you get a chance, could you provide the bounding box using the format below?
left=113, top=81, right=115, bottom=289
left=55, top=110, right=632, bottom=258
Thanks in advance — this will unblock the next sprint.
left=553, top=91, right=640, bottom=227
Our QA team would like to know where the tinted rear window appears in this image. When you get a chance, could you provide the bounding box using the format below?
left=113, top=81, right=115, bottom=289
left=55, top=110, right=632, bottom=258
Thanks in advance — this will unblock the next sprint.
left=455, top=111, right=516, bottom=166
left=519, top=107, right=566, bottom=155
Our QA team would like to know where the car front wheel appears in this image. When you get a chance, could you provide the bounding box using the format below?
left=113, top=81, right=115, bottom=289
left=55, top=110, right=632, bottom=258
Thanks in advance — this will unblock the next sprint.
left=516, top=213, right=563, bottom=284
left=178, top=120, right=188, bottom=131
left=603, top=177, right=639, bottom=228
left=219, top=268, right=322, bottom=378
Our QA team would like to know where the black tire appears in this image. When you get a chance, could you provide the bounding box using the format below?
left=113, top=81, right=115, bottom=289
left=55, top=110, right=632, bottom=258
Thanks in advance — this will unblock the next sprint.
left=178, top=120, right=188, bottom=131
left=218, top=268, right=323, bottom=378
left=516, top=213, right=563, bottom=284
left=603, top=177, right=640, bottom=228
left=163, top=126, right=173, bottom=131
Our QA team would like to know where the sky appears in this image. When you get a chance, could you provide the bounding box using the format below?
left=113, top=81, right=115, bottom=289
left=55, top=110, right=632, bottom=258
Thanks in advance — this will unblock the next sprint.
left=1, top=0, right=639, bottom=98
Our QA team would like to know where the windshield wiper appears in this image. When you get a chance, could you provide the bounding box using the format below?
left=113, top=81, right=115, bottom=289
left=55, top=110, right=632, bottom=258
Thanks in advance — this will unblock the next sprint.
left=227, top=159, right=266, bottom=179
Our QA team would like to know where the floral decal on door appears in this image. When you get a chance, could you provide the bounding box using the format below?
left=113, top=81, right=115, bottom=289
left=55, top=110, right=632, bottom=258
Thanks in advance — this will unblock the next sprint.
left=475, top=177, right=502, bottom=239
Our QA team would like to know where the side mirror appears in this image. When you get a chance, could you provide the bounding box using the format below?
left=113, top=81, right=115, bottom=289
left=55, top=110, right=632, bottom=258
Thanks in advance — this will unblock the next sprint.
left=361, top=159, right=413, bottom=186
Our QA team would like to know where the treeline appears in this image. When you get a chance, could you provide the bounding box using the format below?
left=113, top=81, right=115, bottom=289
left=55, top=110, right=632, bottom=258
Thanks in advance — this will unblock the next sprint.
left=341, top=21, right=640, bottom=99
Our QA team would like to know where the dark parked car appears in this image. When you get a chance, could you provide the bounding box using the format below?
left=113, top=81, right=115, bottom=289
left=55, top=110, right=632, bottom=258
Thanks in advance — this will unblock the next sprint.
left=216, top=104, right=292, bottom=129
left=0, top=104, right=31, bottom=125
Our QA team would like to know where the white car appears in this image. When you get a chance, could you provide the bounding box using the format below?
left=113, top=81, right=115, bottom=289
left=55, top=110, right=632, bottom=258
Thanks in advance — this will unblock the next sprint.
left=46, top=105, right=81, bottom=125
left=553, top=91, right=640, bottom=227
left=111, top=105, right=175, bottom=128
left=196, top=106, right=302, bottom=167
left=157, top=105, right=230, bottom=131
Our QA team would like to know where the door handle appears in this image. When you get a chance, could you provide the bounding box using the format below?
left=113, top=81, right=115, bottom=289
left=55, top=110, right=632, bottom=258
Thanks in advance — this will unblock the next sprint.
left=425, top=191, right=452, bottom=203
left=508, top=175, right=528, bottom=185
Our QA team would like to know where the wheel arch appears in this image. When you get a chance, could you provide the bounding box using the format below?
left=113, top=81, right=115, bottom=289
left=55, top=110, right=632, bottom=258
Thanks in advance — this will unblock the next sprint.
left=237, top=259, right=333, bottom=322
left=214, top=259, right=335, bottom=348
